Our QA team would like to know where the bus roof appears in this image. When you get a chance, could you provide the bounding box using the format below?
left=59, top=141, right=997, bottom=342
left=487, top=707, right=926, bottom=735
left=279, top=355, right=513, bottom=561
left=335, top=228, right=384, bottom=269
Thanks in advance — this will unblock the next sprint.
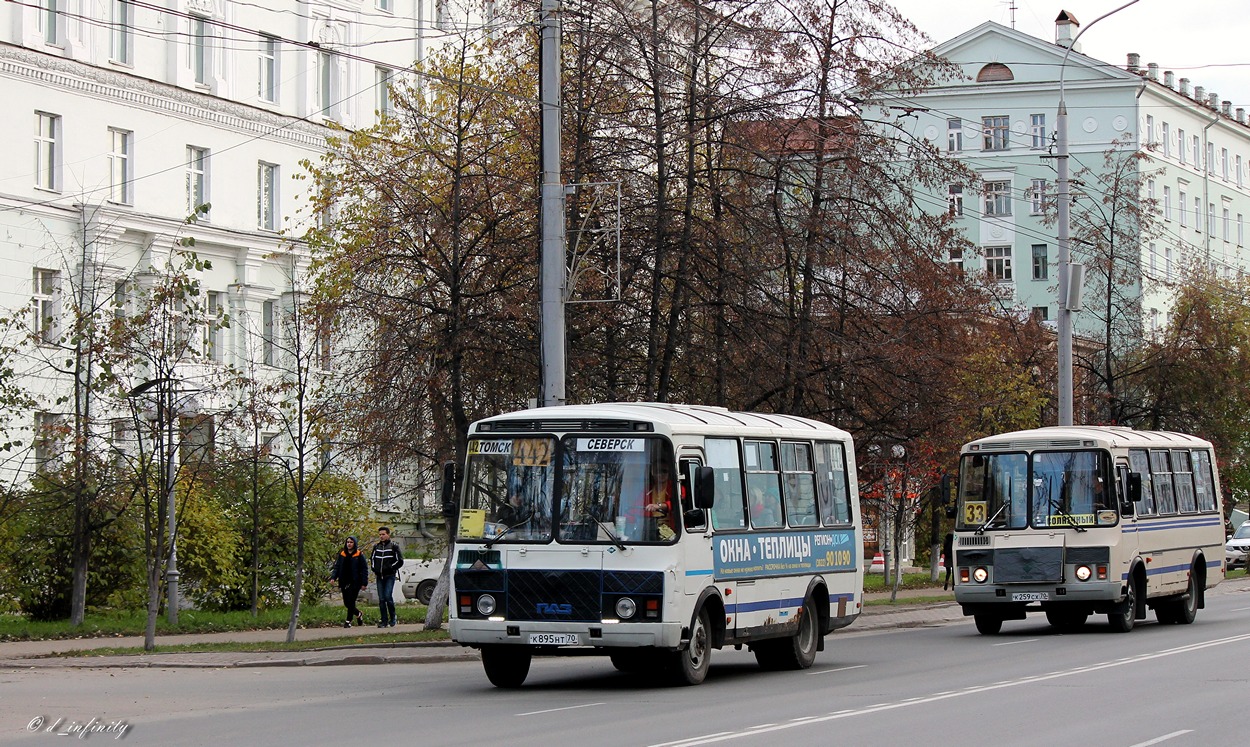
left=470, top=402, right=852, bottom=440
left=963, top=426, right=1214, bottom=453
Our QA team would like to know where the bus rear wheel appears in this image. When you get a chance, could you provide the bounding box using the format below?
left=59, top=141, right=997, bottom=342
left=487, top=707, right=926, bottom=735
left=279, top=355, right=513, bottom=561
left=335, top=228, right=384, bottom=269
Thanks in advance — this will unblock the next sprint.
left=1155, top=570, right=1198, bottom=625
left=668, top=608, right=711, bottom=686
left=754, top=597, right=820, bottom=671
left=974, top=614, right=1002, bottom=635
left=481, top=645, right=532, bottom=688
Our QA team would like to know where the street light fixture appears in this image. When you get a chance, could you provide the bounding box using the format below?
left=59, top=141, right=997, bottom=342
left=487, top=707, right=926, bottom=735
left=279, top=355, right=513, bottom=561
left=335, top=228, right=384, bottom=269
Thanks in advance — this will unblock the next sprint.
left=1055, top=1, right=1140, bottom=426
left=126, top=376, right=195, bottom=625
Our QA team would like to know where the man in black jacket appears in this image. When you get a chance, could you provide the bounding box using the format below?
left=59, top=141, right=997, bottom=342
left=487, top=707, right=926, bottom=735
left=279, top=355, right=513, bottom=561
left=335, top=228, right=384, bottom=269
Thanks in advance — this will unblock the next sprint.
left=371, top=526, right=405, bottom=627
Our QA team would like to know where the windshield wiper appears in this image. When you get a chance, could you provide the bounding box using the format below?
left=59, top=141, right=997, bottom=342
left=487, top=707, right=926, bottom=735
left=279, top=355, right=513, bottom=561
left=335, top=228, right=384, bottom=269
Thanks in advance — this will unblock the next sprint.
left=597, top=522, right=627, bottom=551
left=1047, top=500, right=1088, bottom=532
left=482, top=518, right=529, bottom=549
left=975, top=502, right=1010, bottom=535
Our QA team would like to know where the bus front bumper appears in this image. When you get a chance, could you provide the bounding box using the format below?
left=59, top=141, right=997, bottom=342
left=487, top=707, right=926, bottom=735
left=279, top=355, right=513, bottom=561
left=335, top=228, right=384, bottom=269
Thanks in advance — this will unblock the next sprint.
left=955, top=579, right=1124, bottom=611
left=450, top=619, right=686, bottom=650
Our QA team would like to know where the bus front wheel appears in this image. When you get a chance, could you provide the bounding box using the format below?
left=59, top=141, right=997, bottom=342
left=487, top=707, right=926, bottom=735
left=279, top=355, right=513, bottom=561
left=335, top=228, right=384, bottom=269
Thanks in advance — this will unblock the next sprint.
left=1156, top=570, right=1198, bottom=625
left=1108, top=580, right=1138, bottom=633
left=974, top=614, right=1002, bottom=635
left=669, top=608, right=711, bottom=686
left=481, top=645, right=532, bottom=688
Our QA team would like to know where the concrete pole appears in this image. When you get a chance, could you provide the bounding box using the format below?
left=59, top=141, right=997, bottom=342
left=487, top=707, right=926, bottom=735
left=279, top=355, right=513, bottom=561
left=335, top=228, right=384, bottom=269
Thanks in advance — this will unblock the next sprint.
left=539, top=0, right=566, bottom=407
left=1054, top=0, right=1139, bottom=427
left=166, top=387, right=179, bottom=625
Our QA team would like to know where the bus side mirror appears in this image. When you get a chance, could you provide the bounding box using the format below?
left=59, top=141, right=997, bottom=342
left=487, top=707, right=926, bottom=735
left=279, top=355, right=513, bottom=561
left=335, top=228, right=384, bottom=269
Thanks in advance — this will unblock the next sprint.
left=945, top=505, right=957, bottom=520
left=693, top=466, right=715, bottom=509
left=1125, top=474, right=1145, bottom=514
left=440, top=461, right=459, bottom=521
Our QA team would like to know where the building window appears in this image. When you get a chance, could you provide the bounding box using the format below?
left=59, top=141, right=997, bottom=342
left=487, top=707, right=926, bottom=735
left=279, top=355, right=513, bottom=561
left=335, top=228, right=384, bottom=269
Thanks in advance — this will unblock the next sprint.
left=1238, top=214, right=1244, bottom=246
left=948, top=247, right=963, bottom=274
left=1223, top=207, right=1231, bottom=241
left=1031, top=306, right=1049, bottom=321
left=1221, top=148, right=1229, bottom=180
left=1162, top=122, right=1170, bottom=157
left=983, top=180, right=1011, bottom=216
left=186, top=146, right=209, bottom=217
left=107, top=128, right=132, bottom=204
left=1030, top=114, right=1047, bottom=148
left=1149, top=242, right=1157, bottom=275
left=947, top=184, right=963, bottom=217
left=375, top=66, right=394, bottom=118
left=39, top=0, right=61, bottom=46
left=1192, top=135, right=1201, bottom=169
left=1207, top=201, right=1214, bottom=234
left=377, top=0, right=394, bottom=11
left=262, top=300, right=276, bottom=366
left=204, top=291, right=223, bottom=362
left=1146, top=178, right=1155, bottom=203
left=1144, top=114, right=1153, bottom=147
left=258, top=35, right=279, bottom=103
left=947, top=119, right=962, bottom=152
left=1238, top=155, right=1244, bottom=188
left=984, top=246, right=1012, bottom=282
left=318, top=50, right=337, bottom=118
left=191, top=16, right=210, bottom=86
left=34, top=112, right=60, bottom=192
left=436, top=0, right=451, bottom=30
left=33, top=268, right=60, bottom=344
left=982, top=116, right=1009, bottom=151
left=975, top=63, right=1014, bottom=82
left=1031, top=244, right=1048, bottom=280
left=1165, top=245, right=1173, bottom=279
left=1029, top=179, right=1047, bottom=214
left=1163, top=186, right=1171, bottom=221
left=1207, top=143, right=1215, bottom=175
left=1177, top=128, right=1186, bottom=164
left=111, top=0, right=132, bottom=64
left=1179, top=190, right=1188, bottom=227
left=34, top=412, right=62, bottom=467
left=257, top=162, right=278, bottom=230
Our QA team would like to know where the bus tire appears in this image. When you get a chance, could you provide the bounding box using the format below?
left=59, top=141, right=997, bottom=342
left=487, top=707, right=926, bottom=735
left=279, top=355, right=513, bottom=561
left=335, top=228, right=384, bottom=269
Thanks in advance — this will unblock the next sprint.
left=974, top=614, right=1002, bottom=635
left=1156, top=569, right=1199, bottom=625
left=481, top=645, right=532, bottom=688
left=669, top=608, right=711, bottom=686
left=1108, top=579, right=1137, bottom=633
left=754, top=597, right=820, bottom=671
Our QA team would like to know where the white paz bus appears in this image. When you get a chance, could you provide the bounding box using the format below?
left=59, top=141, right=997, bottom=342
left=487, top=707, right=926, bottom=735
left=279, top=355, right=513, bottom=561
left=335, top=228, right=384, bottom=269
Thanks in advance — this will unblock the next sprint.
left=953, top=426, right=1225, bottom=634
left=448, top=403, right=863, bottom=687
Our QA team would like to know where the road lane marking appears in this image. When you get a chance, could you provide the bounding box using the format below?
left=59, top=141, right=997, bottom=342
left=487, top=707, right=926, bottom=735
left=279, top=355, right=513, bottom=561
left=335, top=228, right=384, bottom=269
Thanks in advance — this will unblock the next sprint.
left=651, top=633, right=1250, bottom=746
left=1129, top=730, right=1193, bottom=746
left=992, top=638, right=1038, bottom=646
left=807, top=664, right=866, bottom=676
left=517, top=702, right=604, bottom=716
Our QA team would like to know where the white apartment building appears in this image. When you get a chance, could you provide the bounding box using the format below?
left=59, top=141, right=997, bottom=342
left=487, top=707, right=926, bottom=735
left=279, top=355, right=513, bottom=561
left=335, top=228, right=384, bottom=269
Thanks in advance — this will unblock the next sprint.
left=0, top=0, right=471, bottom=509
left=877, top=13, right=1250, bottom=340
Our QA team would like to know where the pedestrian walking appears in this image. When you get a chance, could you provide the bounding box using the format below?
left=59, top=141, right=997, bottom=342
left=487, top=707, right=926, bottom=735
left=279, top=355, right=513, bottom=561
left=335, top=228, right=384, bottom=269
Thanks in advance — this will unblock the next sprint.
left=371, top=526, right=404, bottom=627
left=942, top=531, right=954, bottom=591
left=330, top=536, right=368, bottom=627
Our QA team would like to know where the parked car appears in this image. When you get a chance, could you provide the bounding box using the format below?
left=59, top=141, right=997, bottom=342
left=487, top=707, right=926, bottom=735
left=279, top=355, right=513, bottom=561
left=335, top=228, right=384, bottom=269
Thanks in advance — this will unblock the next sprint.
left=1226, top=523, right=1250, bottom=570
left=357, top=558, right=447, bottom=606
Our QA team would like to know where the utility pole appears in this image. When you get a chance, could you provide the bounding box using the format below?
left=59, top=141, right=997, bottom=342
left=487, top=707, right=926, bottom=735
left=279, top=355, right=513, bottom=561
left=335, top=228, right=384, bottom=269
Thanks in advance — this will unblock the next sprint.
left=539, top=0, right=566, bottom=407
left=1055, top=1, right=1139, bottom=426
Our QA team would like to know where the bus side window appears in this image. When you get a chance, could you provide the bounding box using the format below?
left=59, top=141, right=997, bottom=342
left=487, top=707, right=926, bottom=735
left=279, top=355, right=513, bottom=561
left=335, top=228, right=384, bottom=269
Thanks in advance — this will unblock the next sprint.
left=706, top=438, right=745, bottom=530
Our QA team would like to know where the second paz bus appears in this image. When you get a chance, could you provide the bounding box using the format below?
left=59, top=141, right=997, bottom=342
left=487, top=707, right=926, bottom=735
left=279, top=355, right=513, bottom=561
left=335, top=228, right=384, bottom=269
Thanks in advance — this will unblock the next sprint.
left=447, top=403, right=863, bottom=687
left=952, top=426, right=1225, bottom=634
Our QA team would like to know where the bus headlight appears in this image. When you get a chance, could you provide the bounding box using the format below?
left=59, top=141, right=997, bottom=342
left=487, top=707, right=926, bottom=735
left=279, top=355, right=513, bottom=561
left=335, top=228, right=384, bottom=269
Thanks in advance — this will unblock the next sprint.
left=1074, top=565, right=1092, bottom=581
left=972, top=567, right=989, bottom=583
left=476, top=594, right=497, bottom=616
left=615, top=597, right=637, bottom=620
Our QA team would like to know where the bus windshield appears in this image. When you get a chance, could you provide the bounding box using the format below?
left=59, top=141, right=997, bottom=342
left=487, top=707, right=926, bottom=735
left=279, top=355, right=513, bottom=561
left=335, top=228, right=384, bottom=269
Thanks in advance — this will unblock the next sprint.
left=957, top=450, right=1113, bottom=532
left=457, top=435, right=677, bottom=544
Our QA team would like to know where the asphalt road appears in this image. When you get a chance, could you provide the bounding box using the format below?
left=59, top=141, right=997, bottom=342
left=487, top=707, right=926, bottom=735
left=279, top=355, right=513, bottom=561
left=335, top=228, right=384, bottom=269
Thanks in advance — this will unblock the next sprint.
left=3, top=581, right=1249, bottom=746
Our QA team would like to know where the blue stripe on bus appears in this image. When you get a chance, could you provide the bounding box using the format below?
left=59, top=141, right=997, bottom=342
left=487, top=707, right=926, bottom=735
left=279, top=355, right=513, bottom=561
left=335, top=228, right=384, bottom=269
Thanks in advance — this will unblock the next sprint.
left=685, top=568, right=714, bottom=577
left=1120, top=557, right=1225, bottom=581
left=1122, top=517, right=1222, bottom=533
left=723, top=592, right=857, bottom=615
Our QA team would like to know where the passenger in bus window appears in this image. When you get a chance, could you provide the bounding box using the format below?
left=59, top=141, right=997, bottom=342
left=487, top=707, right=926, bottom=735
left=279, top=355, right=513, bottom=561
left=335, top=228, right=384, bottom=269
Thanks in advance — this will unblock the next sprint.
left=639, top=461, right=677, bottom=540
left=749, top=485, right=781, bottom=528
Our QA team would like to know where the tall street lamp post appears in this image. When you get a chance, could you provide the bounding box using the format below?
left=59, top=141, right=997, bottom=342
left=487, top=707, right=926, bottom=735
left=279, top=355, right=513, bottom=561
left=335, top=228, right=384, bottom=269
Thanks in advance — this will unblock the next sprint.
left=1055, top=1, right=1139, bottom=426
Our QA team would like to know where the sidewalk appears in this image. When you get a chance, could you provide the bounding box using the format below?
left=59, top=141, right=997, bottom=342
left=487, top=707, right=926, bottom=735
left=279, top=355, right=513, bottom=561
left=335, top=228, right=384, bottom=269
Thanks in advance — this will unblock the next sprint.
left=2, top=578, right=1243, bottom=669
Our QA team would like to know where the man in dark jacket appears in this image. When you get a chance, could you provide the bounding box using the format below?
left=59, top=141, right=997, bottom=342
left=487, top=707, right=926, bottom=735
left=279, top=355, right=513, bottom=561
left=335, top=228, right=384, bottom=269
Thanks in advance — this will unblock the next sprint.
left=330, top=536, right=368, bottom=627
left=371, top=526, right=404, bottom=627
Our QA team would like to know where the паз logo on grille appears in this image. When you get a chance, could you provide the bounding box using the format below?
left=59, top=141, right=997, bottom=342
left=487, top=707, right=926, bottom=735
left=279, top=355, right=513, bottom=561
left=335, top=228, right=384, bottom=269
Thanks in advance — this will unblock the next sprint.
left=536, top=603, right=573, bottom=615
